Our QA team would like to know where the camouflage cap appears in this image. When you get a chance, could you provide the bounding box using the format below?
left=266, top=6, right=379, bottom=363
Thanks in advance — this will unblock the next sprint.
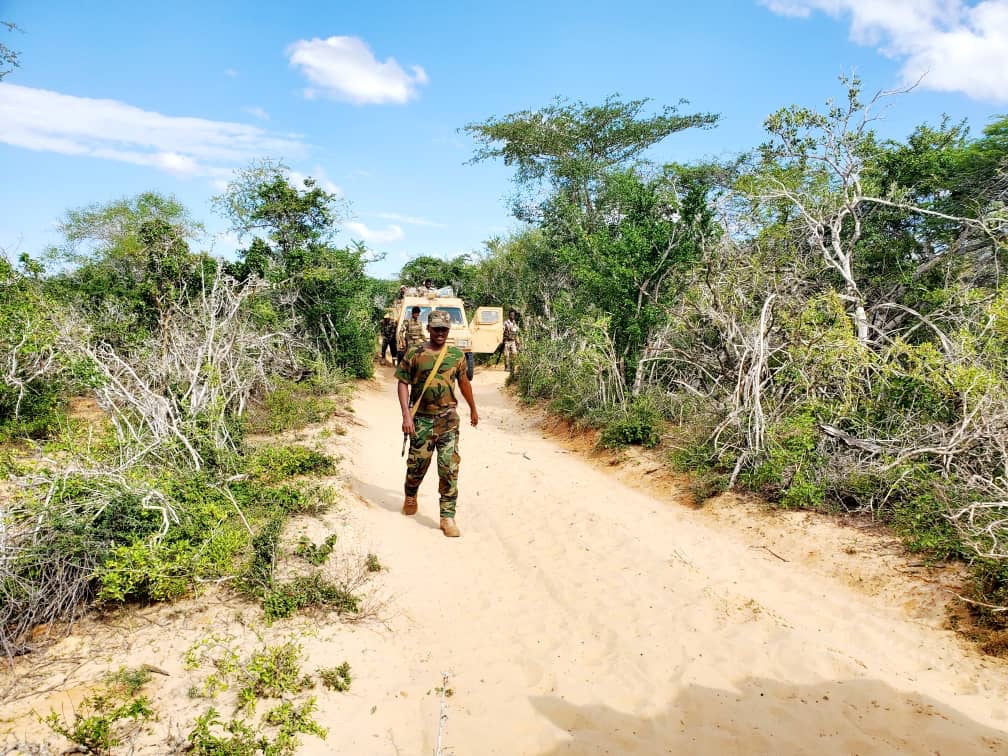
left=428, top=310, right=452, bottom=329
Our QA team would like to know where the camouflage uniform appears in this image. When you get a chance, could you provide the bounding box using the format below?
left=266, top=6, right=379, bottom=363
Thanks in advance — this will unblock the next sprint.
left=395, top=344, right=466, bottom=518
left=399, top=317, right=425, bottom=354
left=380, top=318, right=398, bottom=362
left=503, top=318, right=520, bottom=369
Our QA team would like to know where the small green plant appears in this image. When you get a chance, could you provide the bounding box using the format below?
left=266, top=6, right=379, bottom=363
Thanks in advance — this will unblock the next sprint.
left=188, top=708, right=262, bottom=755
left=365, top=552, right=382, bottom=572
left=104, top=666, right=153, bottom=696
left=184, top=634, right=242, bottom=698
left=263, top=698, right=327, bottom=741
left=318, top=662, right=352, bottom=692
left=294, top=534, right=338, bottom=565
left=41, top=669, right=155, bottom=754
left=245, top=445, right=335, bottom=484
left=261, top=573, right=360, bottom=623
left=237, top=642, right=313, bottom=713
left=244, top=379, right=340, bottom=435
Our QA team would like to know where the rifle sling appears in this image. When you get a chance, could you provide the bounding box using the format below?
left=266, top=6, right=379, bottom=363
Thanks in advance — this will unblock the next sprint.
left=409, top=343, right=450, bottom=420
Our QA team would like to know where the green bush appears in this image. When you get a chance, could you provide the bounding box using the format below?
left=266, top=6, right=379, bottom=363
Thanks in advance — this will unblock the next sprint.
left=294, top=534, right=338, bottom=566
left=245, top=445, right=336, bottom=483
left=237, top=641, right=312, bottom=713
left=598, top=397, right=664, bottom=449
left=42, top=667, right=155, bottom=754
left=244, top=379, right=339, bottom=435
left=318, top=662, right=352, bottom=692
left=261, top=573, right=360, bottom=623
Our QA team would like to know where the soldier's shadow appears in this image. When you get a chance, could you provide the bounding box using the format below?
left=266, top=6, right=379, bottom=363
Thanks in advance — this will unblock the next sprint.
left=349, top=476, right=442, bottom=531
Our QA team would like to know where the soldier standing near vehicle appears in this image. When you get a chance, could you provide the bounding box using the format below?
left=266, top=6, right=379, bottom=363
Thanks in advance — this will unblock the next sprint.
left=398, top=305, right=425, bottom=360
left=397, top=310, right=479, bottom=537
left=503, top=309, right=521, bottom=372
left=380, top=315, right=398, bottom=364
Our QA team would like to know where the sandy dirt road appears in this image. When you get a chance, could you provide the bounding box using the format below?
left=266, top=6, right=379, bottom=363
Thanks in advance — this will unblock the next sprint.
left=329, top=365, right=1008, bottom=755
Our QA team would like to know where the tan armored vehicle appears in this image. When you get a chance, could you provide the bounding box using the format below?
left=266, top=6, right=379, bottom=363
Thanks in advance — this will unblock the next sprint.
left=391, top=286, right=503, bottom=379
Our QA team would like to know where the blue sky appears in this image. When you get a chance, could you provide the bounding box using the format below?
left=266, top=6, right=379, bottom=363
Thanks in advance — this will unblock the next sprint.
left=2, top=0, right=1006, bottom=279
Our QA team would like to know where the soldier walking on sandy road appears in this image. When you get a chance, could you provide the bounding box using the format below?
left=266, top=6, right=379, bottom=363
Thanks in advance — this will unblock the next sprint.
left=503, top=309, right=521, bottom=372
left=396, top=310, right=479, bottom=538
left=398, top=305, right=425, bottom=360
left=380, top=315, right=398, bottom=364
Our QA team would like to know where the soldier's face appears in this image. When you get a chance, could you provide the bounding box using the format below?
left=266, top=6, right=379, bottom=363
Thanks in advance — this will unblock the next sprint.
left=429, top=327, right=449, bottom=346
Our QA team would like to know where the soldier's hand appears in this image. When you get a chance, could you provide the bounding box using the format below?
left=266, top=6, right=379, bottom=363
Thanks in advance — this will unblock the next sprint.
left=470, top=410, right=479, bottom=428
left=402, top=414, right=415, bottom=436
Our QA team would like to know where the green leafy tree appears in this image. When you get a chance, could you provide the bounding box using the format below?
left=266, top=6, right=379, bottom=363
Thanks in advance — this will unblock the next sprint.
left=0, top=256, right=66, bottom=437
left=556, top=165, right=720, bottom=384
left=398, top=254, right=475, bottom=295
left=465, top=94, right=718, bottom=226
left=50, top=192, right=206, bottom=345
left=213, top=159, right=346, bottom=265
left=214, top=161, right=376, bottom=376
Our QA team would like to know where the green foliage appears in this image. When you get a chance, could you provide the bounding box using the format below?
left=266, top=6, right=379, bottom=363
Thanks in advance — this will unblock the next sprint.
left=465, top=93, right=718, bottom=224
left=49, top=192, right=206, bottom=347
left=317, top=662, right=352, bottom=692
left=242, top=516, right=284, bottom=597
left=186, top=639, right=328, bottom=754
left=294, top=534, right=338, bottom=565
left=244, top=378, right=342, bottom=435
left=42, top=669, right=155, bottom=754
left=245, top=445, right=336, bottom=483
left=261, top=573, right=361, bottom=623
left=0, top=257, right=71, bottom=439
left=398, top=254, right=475, bottom=296
left=188, top=699, right=326, bottom=756
left=739, top=410, right=826, bottom=510
left=188, top=709, right=262, bottom=756
left=598, top=396, right=665, bottom=449
left=237, top=642, right=313, bottom=713
left=365, top=552, right=382, bottom=572
left=214, top=160, right=376, bottom=377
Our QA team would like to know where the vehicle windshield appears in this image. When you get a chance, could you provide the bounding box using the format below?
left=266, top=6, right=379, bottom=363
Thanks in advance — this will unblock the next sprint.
left=434, top=307, right=465, bottom=325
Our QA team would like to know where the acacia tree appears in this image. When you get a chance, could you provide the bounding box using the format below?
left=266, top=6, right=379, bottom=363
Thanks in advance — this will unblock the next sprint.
left=465, top=94, right=718, bottom=228
left=465, top=95, right=721, bottom=384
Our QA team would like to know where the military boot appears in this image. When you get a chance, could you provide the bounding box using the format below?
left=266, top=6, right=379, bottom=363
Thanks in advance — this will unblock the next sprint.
left=439, top=517, right=460, bottom=537
left=402, top=495, right=418, bottom=516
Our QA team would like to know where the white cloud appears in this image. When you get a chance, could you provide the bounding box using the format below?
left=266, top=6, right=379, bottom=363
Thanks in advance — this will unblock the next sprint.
left=243, top=106, right=270, bottom=120
left=0, top=83, right=306, bottom=178
left=761, top=0, right=1008, bottom=102
left=286, top=166, right=342, bottom=196
left=373, top=211, right=445, bottom=228
left=286, top=36, right=428, bottom=104
left=345, top=221, right=405, bottom=243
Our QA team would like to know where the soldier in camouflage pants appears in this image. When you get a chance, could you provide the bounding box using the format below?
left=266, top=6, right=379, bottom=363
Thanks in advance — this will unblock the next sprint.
left=396, top=310, right=479, bottom=537
left=405, top=409, right=461, bottom=515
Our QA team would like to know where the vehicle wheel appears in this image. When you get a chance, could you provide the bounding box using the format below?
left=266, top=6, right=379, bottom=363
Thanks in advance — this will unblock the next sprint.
left=465, top=351, right=475, bottom=381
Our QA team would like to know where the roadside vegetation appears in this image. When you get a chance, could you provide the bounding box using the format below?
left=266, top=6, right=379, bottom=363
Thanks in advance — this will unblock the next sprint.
left=455, top=84, right=1008, bottom=643
left=0, top=161, right=385, bottom=658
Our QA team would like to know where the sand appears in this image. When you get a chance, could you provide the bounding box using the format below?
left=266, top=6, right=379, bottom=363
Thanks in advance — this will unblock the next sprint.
left=4, top=365, right=1008, bottom=754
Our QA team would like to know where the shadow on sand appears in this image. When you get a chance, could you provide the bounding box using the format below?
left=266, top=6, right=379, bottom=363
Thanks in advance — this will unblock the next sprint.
left=532, top=676, right=1008, bottom=755
left=348, top=475, right=442, bottom=531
